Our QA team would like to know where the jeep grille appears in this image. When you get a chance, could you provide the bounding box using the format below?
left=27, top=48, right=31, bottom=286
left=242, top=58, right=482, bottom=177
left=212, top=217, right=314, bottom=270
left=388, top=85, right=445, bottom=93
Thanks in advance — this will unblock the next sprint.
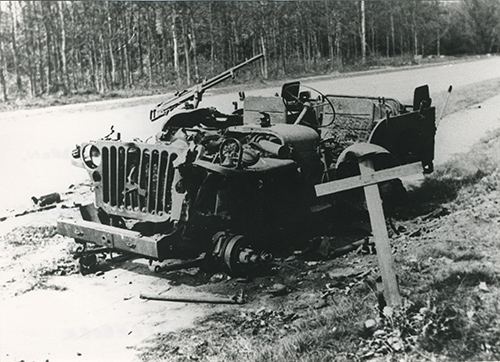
left=93, top=141, right=178, bottom=222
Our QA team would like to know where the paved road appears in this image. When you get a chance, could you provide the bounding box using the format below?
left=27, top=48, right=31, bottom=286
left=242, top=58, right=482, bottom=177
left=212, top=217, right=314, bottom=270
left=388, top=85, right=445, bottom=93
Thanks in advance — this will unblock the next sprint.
left=2, top=56, right=500, bottom=211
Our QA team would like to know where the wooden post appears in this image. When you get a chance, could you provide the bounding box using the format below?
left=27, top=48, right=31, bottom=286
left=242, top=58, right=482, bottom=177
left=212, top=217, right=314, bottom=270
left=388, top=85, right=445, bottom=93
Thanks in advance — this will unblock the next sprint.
left=359, top=159, right=401, bottom=306
left=314, top=159, right=419, bottom=307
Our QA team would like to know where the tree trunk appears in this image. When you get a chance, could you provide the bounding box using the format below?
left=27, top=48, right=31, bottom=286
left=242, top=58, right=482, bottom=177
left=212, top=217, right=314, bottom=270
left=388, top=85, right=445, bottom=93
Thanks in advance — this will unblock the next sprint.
left=282, top=39, right=287, bottom=74
left=335, top=18, right=342, bottom=67
left=106, top=1, right=116, bottom=87
left=189, top=10, right=199, bottom=82
left=58, top=1, right=68, bottom=94
left=42, top=3, right=52, bottom=94
left=360, top=0, right=366, bottom=63
left=412, top=3, right=418, bottom=56
left=325, top=0, right=334, bottom=69
left=146, top=12, right=153, bottom=88
left=99, top=34, right=107, bottom=92
left=399, top=31, right=403, bottom=55
left=260, top=33, right=268, bottom=79
left=390, top=13, right=395, bottom=56
left=209, top=2, right=215, bottom=74
left=414, top=29, right=418, bottom=56
left=0, top=2, right=8, bottom=101
left=436, top=25, right=440, bottom=56
left=22, top=2, right=36, bottom=96
left=0, top=38, right=7, bottom=101
left=137, top=10, right=144, bottom=77
left=371, top=21, right=375, bottom=55
left=119, top=39, right=125, bottom=87
left=69, top=2, right=78, bottom=91
left=180, top=14, right=190, bottom=85
left=90, top=39, right=98, bottom=92
left=126, top=10, right=133, bottom=86
left=123, top=44, right=130, bottom=88
left=9, top=1, right=23, bottom=93
left=171, top=8, right=180, bottom=84
left=34, top=2, right=46, bottom=94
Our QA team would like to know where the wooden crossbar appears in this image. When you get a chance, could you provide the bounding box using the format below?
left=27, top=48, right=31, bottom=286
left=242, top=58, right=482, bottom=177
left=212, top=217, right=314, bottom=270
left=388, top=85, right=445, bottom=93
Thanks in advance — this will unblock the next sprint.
left=315, top=161, right=422, bottom=197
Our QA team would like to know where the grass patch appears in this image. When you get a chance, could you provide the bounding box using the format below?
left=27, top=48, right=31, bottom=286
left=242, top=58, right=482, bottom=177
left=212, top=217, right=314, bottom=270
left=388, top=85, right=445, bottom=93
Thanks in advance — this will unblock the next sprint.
left=423, top=244, right=484, bottom=262
left=139, top=289, right=376, bottom=362
left=432, top=262, right=497, bottom=291
left=416, top=291, right=500, bottom=359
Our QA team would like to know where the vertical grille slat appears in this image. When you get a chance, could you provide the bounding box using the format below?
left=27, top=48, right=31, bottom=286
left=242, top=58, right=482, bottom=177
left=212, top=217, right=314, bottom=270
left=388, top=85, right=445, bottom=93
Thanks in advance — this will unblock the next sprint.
left=154, top=151, right=165, bottom=213
left=109, top=146, right=117, bottom=206
left=158, top=151, right=169, bottom=212
left=146, top=149, right=153, bottom=212
left=115, top=147, right=120, bottom=207
left=98, top=142, right=176, bottom=220
left=167, top=154, right=177, bottom=210
left=162, top=153, right=171, bottom=212
left=123, top=148, right=129, bottom=208
left=102, top=147, right=109, bottom=203
left=137, top=149, right=145, bottom=210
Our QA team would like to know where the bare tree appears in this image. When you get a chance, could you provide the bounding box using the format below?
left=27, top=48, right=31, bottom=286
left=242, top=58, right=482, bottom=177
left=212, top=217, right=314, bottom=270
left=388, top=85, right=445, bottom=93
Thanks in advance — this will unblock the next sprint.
left=360, top=0, right=366, bottom=63
left=9, top=1, right=22, bottom=93
left=58, top=1, right=68, bottom=94
left=0, top=2, right=8, bottom=101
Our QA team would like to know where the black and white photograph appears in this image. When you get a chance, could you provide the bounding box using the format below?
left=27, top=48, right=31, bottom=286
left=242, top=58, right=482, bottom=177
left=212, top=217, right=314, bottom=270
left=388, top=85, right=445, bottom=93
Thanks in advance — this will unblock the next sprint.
left=0, top=0, right=499, bottom=360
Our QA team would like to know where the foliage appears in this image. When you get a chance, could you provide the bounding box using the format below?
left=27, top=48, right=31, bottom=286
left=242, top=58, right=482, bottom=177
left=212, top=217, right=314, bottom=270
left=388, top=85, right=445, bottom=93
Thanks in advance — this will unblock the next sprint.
left=0, top=0, right=499, bottom=101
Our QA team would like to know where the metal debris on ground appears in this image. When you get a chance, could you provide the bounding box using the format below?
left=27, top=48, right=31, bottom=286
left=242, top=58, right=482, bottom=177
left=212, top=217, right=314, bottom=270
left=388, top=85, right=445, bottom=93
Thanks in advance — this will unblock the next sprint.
left=31, top=192, right=62, bottom=207
left=139, top=289, right=246, bottom=305
left=321, top=268, right=372, bottom=298
left=267, top=283, right=289, bottom=296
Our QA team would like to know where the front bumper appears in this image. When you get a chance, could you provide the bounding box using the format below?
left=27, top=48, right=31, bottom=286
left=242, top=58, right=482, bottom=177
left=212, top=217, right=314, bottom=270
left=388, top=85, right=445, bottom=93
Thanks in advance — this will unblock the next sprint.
left=57, top=219, right=164, bottom=259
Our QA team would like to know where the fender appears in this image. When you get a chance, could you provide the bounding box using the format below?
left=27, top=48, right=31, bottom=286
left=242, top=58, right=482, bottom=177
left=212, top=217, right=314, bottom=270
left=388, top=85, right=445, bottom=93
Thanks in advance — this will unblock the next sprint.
left=335, top=142, right=392, bottom=168
left=335, top=142, right=397, bottom=180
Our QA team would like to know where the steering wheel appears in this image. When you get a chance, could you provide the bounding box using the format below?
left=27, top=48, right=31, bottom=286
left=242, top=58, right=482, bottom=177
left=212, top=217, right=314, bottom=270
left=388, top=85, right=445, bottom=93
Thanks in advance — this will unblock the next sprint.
left=219, top=138, right=243, bottom=168
left=281, top=84, right=336, bottom=128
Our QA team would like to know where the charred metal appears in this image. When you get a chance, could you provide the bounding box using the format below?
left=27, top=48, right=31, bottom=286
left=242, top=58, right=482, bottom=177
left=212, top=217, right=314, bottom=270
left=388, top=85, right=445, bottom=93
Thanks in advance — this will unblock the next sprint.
left=57, top=54, right=436, bottom=276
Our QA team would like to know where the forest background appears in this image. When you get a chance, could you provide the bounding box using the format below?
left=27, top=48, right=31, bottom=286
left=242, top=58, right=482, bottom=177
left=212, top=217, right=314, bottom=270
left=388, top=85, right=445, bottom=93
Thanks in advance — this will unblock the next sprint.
left=0, top=0, right=499, bottom=107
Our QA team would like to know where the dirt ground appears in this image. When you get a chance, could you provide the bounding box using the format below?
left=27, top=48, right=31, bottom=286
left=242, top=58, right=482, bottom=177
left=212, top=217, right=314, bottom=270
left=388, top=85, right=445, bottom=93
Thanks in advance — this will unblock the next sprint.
left=1, top=70, right=499, bottom=361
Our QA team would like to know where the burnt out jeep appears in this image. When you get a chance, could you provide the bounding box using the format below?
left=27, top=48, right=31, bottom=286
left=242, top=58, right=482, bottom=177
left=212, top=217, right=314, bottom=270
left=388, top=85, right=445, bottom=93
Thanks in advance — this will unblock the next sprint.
left=57, top=54, right=436, bottom=275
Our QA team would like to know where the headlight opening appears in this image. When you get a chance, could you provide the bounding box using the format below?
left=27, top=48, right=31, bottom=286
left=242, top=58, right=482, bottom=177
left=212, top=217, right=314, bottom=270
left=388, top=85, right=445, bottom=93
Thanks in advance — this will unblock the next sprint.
left=82, top=144, right=101, bottom=169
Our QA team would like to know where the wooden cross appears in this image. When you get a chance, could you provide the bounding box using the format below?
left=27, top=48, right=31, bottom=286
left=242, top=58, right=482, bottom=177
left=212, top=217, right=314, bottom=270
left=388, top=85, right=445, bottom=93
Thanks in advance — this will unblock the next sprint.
left=315, top=160, right=422, bottom=306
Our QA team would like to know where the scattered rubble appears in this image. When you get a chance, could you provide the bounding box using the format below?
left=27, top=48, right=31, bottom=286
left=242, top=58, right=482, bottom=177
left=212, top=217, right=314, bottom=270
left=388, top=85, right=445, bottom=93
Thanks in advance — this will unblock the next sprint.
left=237, top=308, right=300, bottom=335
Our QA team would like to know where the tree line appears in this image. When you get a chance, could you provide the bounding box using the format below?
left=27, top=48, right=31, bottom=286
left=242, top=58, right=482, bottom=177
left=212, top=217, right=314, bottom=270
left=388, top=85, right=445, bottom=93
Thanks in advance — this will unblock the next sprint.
left=0, top=0, right=499, bottom=102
